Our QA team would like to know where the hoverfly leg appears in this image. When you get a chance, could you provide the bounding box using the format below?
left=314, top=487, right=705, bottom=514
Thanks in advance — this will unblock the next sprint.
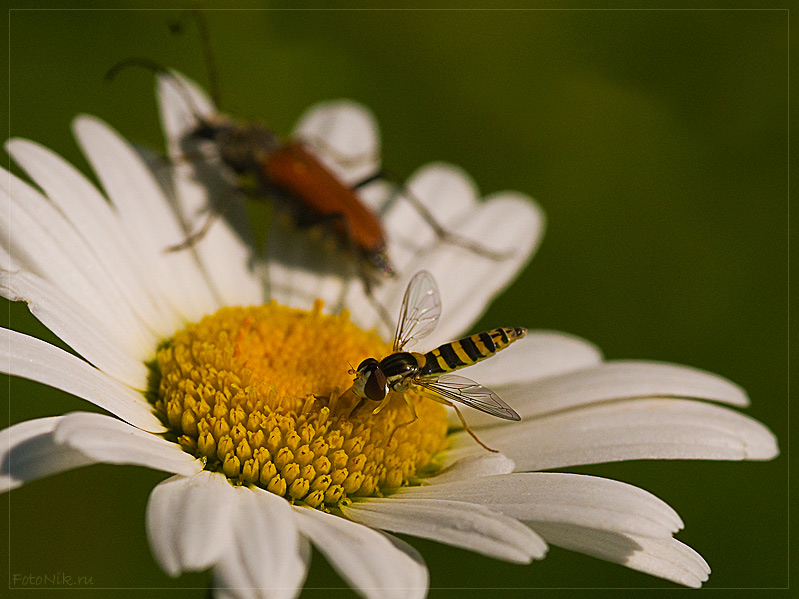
left=446, top=400, right=499, bottom=454
left=371, top=391, right=394, bottom=416
left=351, top=396, right=367, bottom=416
left=415, top=385, right=498, bottom=452
left=387, top=393, right=419, bottom=445
left=454, top=408, right=498, bottom=453
left=334, top=387, right=365, bottom=418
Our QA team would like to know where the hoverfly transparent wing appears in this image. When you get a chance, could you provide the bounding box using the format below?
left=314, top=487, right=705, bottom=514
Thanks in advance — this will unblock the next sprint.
left=393, top=270, right=442, bottom=352
left=415, top=374, right=521, bottom=421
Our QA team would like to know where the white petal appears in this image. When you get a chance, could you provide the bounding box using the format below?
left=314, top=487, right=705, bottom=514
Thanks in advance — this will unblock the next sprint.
left=0, top=168, right=154, bottom=353
left=497, top=360, right=751, bottom=419
left=342, top=497, right=546, bottom=564
left=146, top=472, right=236, bottom=576
left=422, top=453, right=515, bottom=485
left=456, top=398, right=779, bottom=470
left=294, top=506, right=428, bottom=599
left=293, top=99, right=381, bottom=185
left=530, top=521, right=710, bottom=588
left=54, top=412, right=202, bottom=476
left=1, top=328, right=163, bottom=431
left=156, top=73, right=264, bottom=308
left=72, top=115, right=220, bottom=321
left=0, top=416, right=94, bottom=492
left=399, top=473, right=683, bottom=538
left=462, top=330, right=604, bottom=388
left=0, top=242, right=14, bottom=270
left=213, top=487, right=307, bottom=599
left=5, top=137, right=181, bottom=336
left=1, top=270, right=148, bottom=388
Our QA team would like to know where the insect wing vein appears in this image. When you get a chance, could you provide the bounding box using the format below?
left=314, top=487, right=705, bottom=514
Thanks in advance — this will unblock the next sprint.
left=415, top=374, right=520, bottom=421
left=393, top=270, right=442, bottom=351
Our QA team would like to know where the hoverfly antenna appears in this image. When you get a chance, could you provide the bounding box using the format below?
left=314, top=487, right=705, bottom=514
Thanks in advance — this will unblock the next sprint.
left=166, top=9, right=222, bottom=111
left=104, top=57, right=209, bottom=126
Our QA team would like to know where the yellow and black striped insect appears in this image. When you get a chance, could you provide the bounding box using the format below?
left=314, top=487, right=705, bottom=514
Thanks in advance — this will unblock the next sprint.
left=350, top=270, right=523, bottom=451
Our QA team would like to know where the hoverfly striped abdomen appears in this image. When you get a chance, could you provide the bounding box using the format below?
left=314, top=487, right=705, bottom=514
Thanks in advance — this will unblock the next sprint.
left=419, top=327, right=526, bottom=377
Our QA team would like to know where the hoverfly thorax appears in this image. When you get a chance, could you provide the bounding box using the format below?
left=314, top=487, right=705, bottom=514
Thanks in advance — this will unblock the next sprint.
left=379, top=352, right=423, bottom=391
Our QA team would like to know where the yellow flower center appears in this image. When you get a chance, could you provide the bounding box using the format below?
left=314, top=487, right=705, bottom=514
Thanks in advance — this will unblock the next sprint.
left=151, top=300, right=449, bottom=508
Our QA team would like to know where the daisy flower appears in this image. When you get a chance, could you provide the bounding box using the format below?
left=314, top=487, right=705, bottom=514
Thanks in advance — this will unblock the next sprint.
left=0, top=74, right=777, bottom=598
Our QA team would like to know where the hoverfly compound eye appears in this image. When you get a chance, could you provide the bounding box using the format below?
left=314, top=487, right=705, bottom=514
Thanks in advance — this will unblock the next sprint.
left=363, top=368, right=387, bottom=402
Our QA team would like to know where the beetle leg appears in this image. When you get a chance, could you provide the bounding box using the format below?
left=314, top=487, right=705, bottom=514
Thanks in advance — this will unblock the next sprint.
left=404, top=188, right=512, bottom=260
left=167, top=189, right=239, bottom=252
left=358, top=266, right=396, bottom=334
left=298, top=134, right=379, bottom=170
left=369, top=168, right=515, bottom=261
left=351, top=170, right=384, bottom=190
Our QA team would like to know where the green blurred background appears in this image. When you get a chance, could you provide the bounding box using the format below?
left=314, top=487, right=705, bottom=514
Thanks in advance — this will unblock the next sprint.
left=1, top=2, right=787, bottom=596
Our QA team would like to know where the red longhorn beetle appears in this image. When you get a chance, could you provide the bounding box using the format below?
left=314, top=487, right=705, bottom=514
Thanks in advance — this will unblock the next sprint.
left=106, top=16, right=510, bottom=326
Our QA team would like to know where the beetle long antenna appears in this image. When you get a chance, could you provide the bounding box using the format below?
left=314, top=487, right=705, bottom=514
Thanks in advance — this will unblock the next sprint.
left=193, top=10, right=221, bottom=109
left=105, top=56, right=168, bottom=83
left=105, top=57, right=208, bottom=126
left=167, top=9, right=222, bottom=109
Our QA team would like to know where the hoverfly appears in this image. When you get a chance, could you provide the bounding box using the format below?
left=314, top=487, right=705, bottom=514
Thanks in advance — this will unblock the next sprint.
left=350, top=270, right=523, bottom=452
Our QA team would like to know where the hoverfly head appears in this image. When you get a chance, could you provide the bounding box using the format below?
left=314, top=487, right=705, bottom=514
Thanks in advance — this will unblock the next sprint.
left=352, top=358, right=387, bottom=402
